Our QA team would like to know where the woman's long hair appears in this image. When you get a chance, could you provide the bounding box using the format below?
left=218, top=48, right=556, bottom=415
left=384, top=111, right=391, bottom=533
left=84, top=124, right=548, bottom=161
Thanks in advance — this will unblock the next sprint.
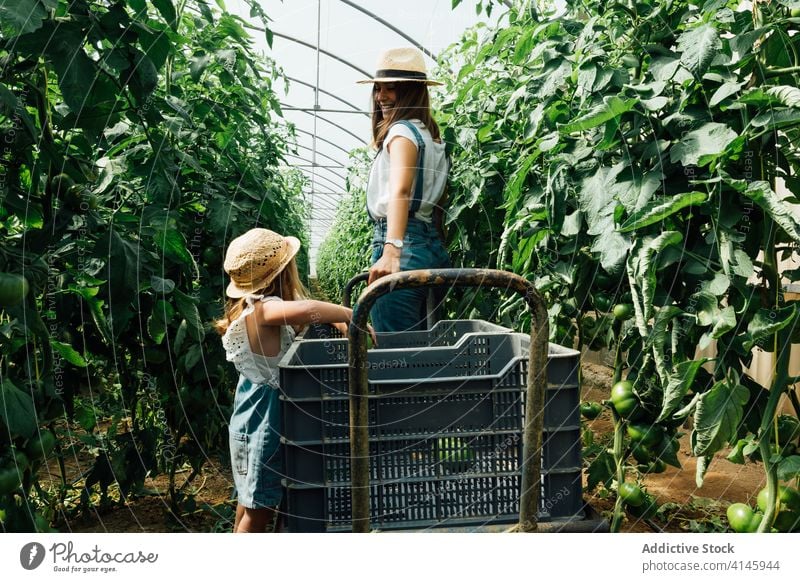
left=371, top=82, right=441, bottom=149
left=214, top=257, right=308, bottom=336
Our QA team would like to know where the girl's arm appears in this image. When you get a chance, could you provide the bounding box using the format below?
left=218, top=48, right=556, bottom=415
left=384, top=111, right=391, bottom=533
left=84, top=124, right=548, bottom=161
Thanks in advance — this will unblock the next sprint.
left=368, top=136, right=417, bottom=285
left=254, top=299, right=352, bottom=327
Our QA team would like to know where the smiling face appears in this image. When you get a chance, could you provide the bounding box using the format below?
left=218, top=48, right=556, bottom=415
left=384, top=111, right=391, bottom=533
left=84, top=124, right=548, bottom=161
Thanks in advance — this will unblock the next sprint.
left=373, top=83, right=397, bottom=116
left=369, top=81, right=440, bottom=149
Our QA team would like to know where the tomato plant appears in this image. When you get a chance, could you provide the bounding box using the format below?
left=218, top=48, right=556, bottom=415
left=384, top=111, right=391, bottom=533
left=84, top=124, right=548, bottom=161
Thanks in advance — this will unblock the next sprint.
left=0, top=0, right=306, bottom=531
left=432, top=0, right=800, bottom=532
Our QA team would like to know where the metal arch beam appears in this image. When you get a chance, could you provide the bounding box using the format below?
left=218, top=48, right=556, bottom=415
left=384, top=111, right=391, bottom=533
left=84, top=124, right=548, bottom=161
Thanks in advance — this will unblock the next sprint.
left=283, top=107, right=368, bottom=146
left=292, top=127, right=357, bottom=157
left=284, top=154, right=346, bottom=191
left=283, top=153, right=347, bottom=185
left=337, top=0, right=438, bottom=61
left=289, top=143, right=348, bottom=172
left=285, top=76, right=367, bottom=114
left=270, top=31, right=372, bottom=78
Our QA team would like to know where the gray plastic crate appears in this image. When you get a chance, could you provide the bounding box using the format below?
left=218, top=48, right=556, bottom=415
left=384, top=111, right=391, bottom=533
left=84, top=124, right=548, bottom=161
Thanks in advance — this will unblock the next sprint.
left=279, top=333, right=578, bottom=399
left=284, top=469, right=584, bottom=532
left=294, top=319, right=510, bottom=345
left=278, top=326, right=582, bottom=532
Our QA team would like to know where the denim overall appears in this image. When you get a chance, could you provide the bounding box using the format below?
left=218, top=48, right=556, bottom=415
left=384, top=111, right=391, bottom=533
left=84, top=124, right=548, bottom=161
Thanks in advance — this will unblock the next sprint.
left=369, top=120, right=450, bottom=332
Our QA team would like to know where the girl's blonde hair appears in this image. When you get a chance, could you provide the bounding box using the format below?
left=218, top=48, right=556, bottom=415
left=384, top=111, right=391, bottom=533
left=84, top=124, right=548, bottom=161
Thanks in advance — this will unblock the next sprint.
left=214, top=257, right=308, bottom=335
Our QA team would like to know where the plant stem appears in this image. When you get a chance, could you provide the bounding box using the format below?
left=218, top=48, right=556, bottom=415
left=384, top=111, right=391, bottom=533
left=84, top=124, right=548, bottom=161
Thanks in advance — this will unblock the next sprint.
left=610, top=318, right=626, bottom=533
left=763, top=65, right=800, bottom=78
left=756, top=202, right=790, bottom=532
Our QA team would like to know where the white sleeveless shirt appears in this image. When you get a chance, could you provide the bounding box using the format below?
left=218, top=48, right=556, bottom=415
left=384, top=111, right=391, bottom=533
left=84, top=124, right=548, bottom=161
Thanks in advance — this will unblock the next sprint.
left=366, top=119, right=449, bottom=223
left=221, top=295, right=295, bottom=388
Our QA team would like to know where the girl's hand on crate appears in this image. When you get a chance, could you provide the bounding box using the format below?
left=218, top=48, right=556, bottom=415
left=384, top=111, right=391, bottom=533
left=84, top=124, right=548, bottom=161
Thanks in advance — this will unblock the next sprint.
left=332, top=322, right=378, bottom=347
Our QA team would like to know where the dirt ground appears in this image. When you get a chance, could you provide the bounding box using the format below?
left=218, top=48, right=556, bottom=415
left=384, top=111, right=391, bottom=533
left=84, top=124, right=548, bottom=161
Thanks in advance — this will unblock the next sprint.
left=47, top=362, right=767, bottom=533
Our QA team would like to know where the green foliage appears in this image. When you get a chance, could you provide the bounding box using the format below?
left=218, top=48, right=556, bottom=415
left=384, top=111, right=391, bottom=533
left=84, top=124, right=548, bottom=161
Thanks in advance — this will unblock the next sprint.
left=438, top=0, right=800, bottom=516
left=0, top=0, right=305, bottom=530
left=315, top=149, right=373, bottom=302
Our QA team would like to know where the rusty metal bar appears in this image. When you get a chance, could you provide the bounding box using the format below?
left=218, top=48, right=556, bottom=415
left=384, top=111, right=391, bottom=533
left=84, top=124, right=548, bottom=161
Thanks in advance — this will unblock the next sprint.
left=342, top=272, right=370, bottom=308
left=347, top=268, right=549, bottom=533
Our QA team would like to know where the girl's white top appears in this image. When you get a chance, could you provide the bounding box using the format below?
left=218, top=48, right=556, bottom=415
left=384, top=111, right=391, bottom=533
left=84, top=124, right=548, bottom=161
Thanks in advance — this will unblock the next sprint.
left=366, top=119, right=448, bottom=223
left=222, top=294, right=295, bottom=388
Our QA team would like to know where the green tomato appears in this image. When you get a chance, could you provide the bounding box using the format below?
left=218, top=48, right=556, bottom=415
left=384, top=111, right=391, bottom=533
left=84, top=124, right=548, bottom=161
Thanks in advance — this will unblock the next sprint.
left=775, top=415, right=800, bottom=445
left=0, top=467, right=22, bottom=495
left=773, top=509, right=800, bottom=532
left=631, top=443, right=653, bottom=464
left=594, top=271, right=614, bottom=290
left=610, top=380, right=643, bottom=419
left=727, top=503, right=761, bottom=533
left=756, top=485, right=800, bottom=514
left=25, top=430, right=57, bottom=461
left=12, top=450, right=28, bottom=473
left=612, top=303, right=633, bottom=321
left=618, top=482, right=645, bottom=507
left=628, top=493, right=658, bottom=519
left=0, top=273, right=30, bottom=307
left=34, top=514, right=50, bottom=533
left=792, top=8, right=800, bottom=17
left=637, top=459, right=666, bottom=474
left=592, top=293, right=612, bottom=313
left=202, top=247, right=216, bottom=265
left=627, top=423, right=664, bottom=448
left=49, top=173, right=75, bottom=196
left=580, top=402, right=602, bottom=420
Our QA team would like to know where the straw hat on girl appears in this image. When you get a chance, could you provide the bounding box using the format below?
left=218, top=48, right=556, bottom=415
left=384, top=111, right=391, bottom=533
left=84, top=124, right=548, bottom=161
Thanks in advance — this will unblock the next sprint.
left=223, top=229, right=300, bottom=298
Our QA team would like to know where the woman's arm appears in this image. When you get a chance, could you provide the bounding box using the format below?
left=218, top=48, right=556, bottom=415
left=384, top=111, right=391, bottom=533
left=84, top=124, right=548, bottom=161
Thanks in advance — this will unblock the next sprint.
left=254, top=299, right=352, bottom=327
left=368, top=135, right=417, bottom=285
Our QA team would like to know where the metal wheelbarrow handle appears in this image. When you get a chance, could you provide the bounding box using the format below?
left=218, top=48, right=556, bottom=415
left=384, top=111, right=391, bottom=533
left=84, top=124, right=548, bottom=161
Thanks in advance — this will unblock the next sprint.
left=342, top=271, right=370, bottom=308
left=347, top=267, right=550, bottom=533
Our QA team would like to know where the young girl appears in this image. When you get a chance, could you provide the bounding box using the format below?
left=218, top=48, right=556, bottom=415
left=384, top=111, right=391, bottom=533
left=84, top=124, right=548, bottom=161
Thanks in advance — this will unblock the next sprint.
left=215, top=228, right=354, bottom=533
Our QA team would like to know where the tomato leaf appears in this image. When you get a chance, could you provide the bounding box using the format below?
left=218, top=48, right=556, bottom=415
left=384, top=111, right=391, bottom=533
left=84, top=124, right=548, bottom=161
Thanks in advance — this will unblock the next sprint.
left=0, top=0, right=50, bottom=35
left=619, top=191, right=707, bottom=233
left=0, top=378, right=38, bottom=439
left=777, top=455, right=800, bottom=482
left=587, top=450, right=615, bottom=491
left=726, top=179, right=800, bottom=242
left=670, top=122, right=738, bottom=167
left=174, top=289, right=203, bottom=341
left=677, top=23, right=721, bottom=77
left=742, top=305, right=798, bottom=351
left=692, top=370, right=749, bottom=457
left=560, top=96, right=638, bottom=133
left=658, top=358, right=709, bottom=423
left=51, top=340, right=87, bottom=368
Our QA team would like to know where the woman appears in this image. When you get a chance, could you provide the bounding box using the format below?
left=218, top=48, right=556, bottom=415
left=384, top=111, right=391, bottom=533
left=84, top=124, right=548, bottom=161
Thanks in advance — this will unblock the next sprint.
left=358, top=47, right=451, bottom=332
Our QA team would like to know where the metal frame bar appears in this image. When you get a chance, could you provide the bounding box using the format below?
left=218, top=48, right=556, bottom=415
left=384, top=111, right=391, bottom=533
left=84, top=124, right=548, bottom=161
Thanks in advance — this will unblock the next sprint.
left=282, top=107, right=370, bottom=115
left=337, top=0, right=438, bottom=60
left=289, top=142, right=348, bottom=172
left=347, top=268, right=549, bottom=533
left=271, top=31, right=372, bottom=78
left=284, top=153, right=347, bottom=190
left=292, top=127, right=356, bottom=157
left=283, top=108, right=367, bottom=145
left=285, top=75, right=366, bottom=113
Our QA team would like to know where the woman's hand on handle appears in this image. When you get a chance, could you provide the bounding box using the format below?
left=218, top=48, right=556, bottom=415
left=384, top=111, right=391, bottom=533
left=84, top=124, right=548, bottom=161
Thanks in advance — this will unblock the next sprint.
left=368, top=244, right=401, bottom=285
